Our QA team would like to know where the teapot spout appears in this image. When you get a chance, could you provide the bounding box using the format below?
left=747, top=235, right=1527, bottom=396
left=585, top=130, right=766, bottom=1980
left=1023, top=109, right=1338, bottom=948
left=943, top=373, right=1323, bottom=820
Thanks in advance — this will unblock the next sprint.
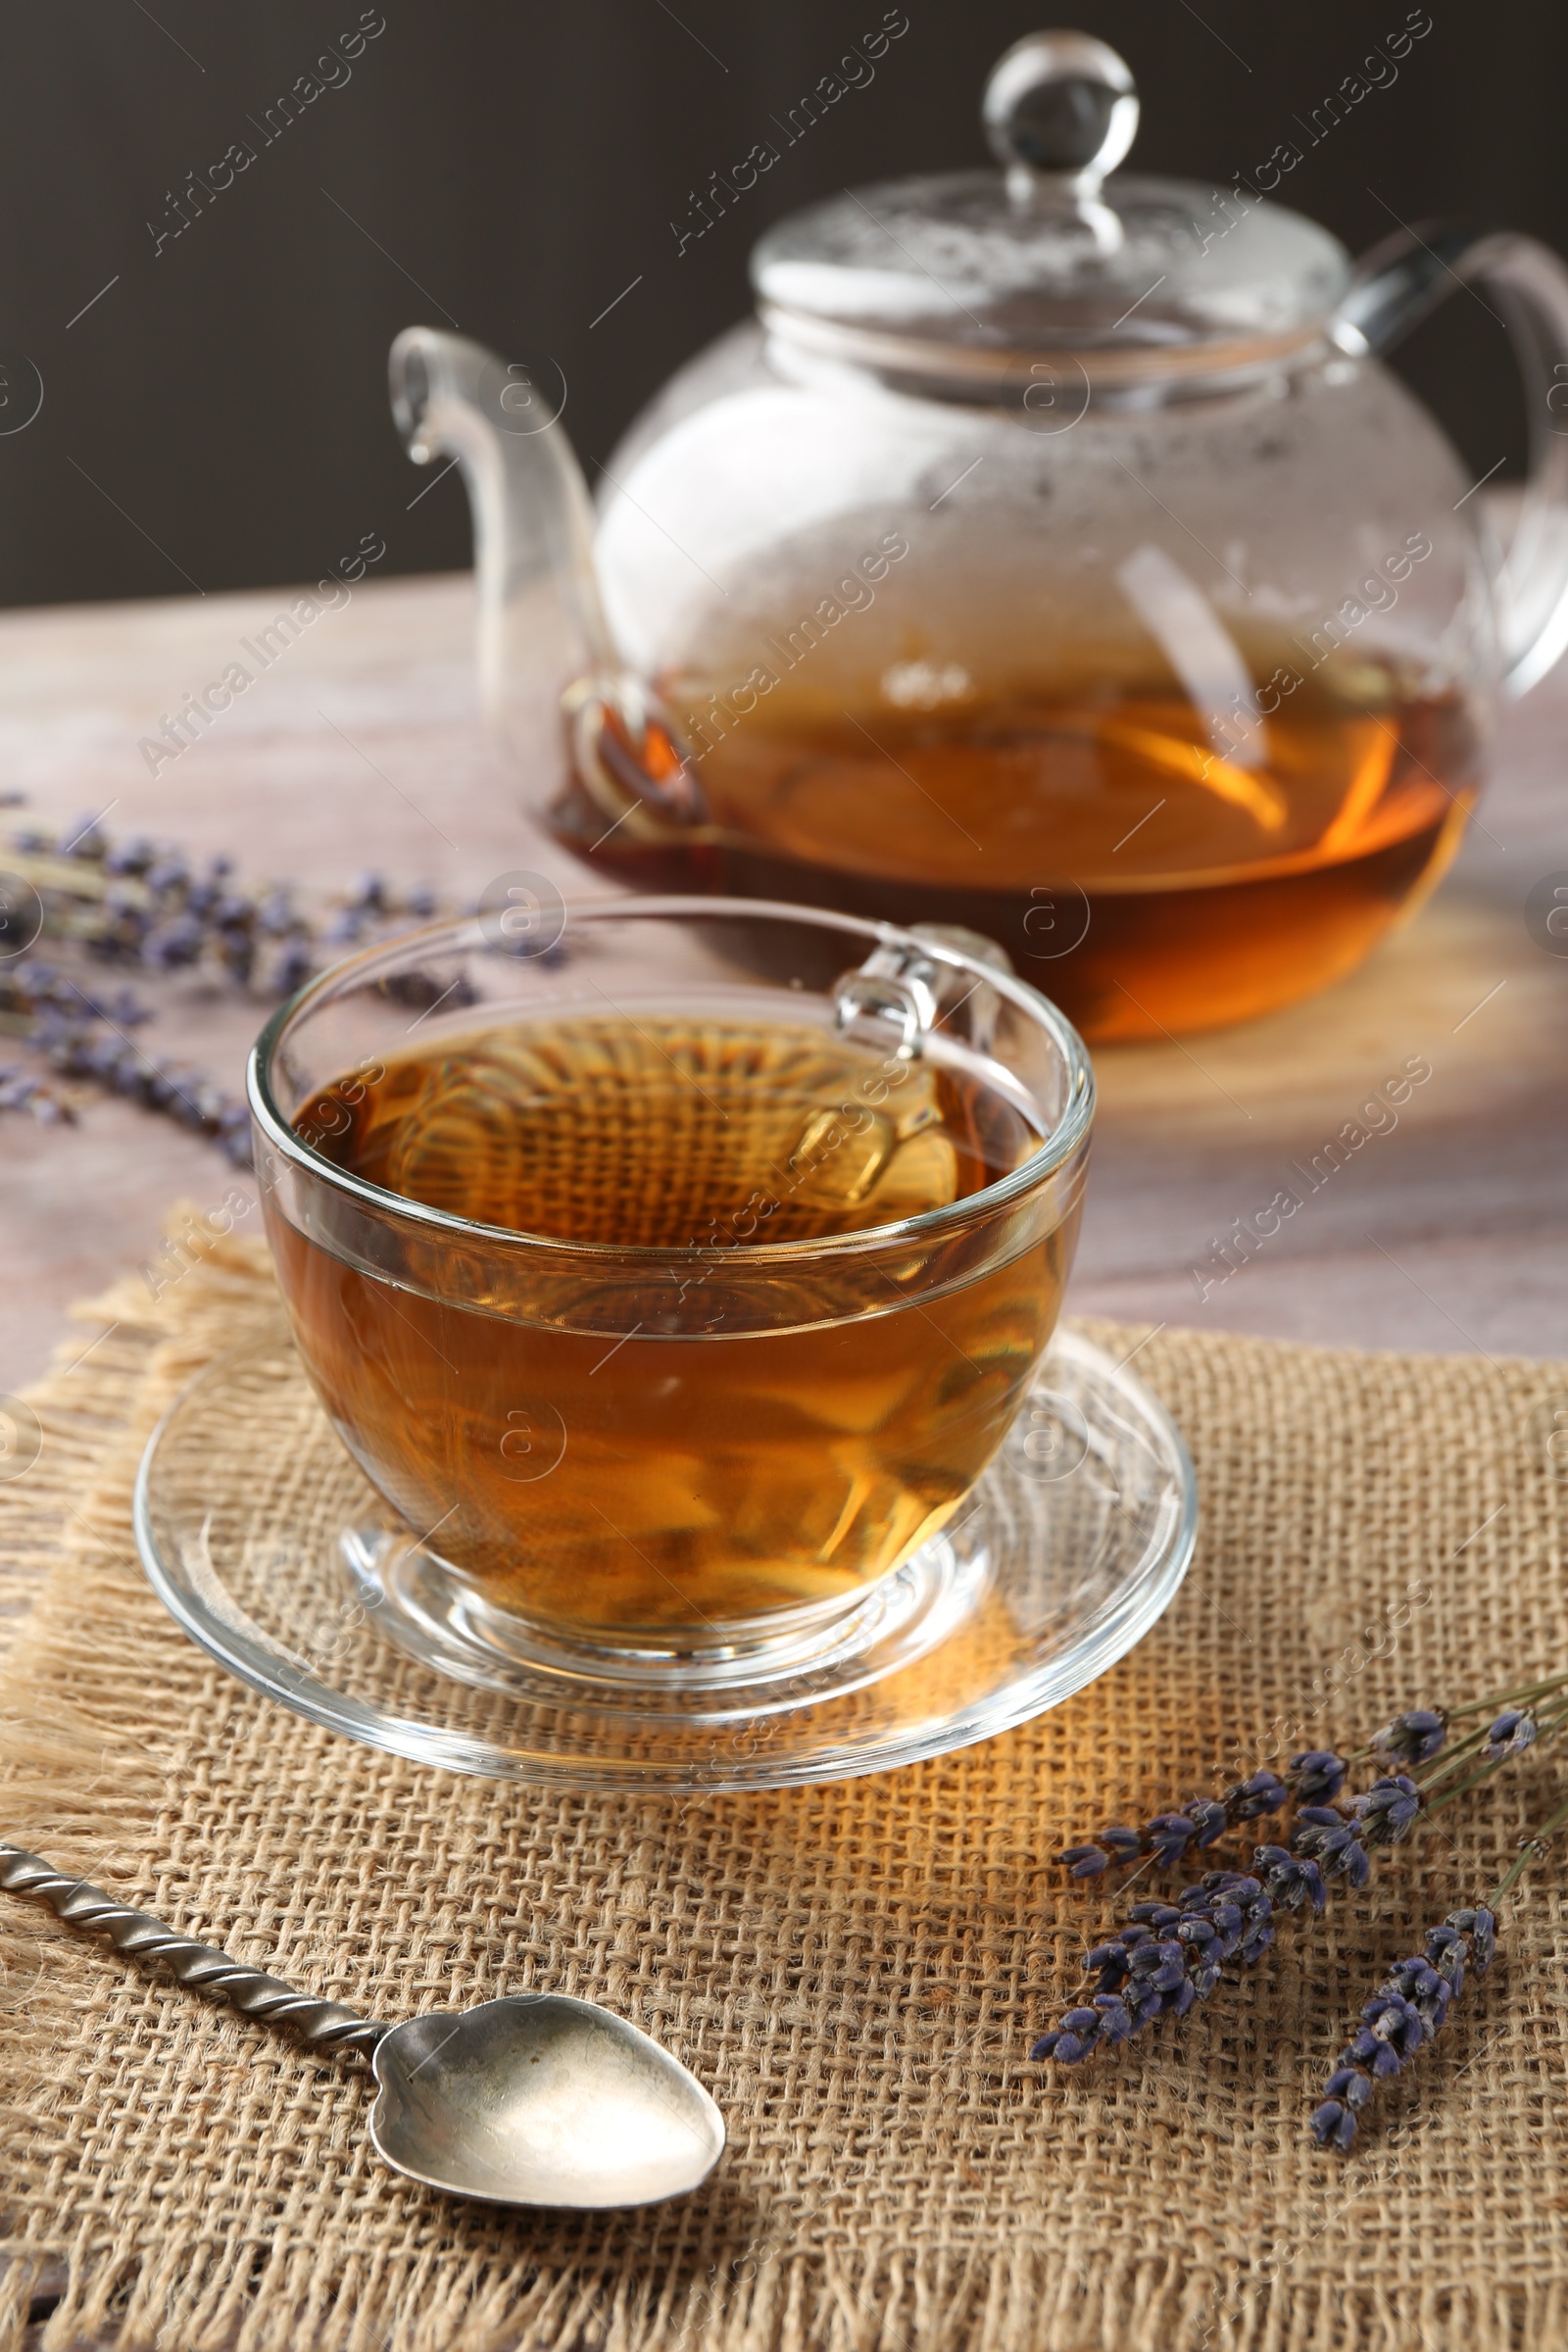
left=388, top=326, right=615, bottom=724
left=390, top=327, right=710, bottom=856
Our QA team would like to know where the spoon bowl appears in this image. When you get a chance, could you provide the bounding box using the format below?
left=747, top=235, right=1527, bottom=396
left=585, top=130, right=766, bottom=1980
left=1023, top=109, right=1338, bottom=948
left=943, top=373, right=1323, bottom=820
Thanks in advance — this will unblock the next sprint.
left=370, top=1992, right=726, bottom=2207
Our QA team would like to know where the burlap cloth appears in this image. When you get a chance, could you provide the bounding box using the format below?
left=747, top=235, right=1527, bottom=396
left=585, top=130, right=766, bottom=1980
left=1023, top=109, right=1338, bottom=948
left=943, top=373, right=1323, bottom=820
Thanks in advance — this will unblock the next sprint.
left=1, top=1228, right=1565, bottom=2352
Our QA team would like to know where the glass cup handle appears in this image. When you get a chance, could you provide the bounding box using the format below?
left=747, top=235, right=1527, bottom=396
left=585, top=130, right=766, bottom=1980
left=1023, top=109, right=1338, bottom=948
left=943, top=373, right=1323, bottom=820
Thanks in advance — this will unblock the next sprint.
left=1334, top=223, right=1568, bottom=696
left=833, top=926, right=1016, bottom=1059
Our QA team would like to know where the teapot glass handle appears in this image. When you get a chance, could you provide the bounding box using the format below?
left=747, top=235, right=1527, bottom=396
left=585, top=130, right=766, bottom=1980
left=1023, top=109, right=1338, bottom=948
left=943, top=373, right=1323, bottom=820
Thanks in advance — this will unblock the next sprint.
left=1333, top=223, right=1568, bottom=697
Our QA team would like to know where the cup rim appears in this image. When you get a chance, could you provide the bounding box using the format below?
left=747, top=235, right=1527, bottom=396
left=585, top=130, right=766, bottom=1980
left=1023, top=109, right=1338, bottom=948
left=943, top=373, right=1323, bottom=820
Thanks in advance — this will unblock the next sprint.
left=247, top=895, right=1095, bottom=1264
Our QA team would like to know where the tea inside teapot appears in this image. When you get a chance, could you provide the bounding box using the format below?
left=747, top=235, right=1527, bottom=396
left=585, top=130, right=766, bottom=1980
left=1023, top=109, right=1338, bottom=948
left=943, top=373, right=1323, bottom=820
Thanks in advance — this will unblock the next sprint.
left=552, top=615, right=1476, bottom=1044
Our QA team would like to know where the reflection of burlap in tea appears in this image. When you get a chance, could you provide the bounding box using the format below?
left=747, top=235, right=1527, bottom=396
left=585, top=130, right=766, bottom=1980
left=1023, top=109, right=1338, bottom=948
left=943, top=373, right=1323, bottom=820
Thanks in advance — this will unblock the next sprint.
left=1, top=1231, right=1565, bottom=2352
left=346, top=1018, right=992, bottom=1245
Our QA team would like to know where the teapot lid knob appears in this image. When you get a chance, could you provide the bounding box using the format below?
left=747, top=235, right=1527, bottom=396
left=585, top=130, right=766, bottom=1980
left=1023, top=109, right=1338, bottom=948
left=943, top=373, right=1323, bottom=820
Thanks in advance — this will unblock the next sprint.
left=982, top=29, right=1140, bottom=201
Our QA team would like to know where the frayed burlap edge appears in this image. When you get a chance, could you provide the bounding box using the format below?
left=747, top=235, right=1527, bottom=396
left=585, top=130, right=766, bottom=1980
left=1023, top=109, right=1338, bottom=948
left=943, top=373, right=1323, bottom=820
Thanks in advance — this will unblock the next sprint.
left=1, top=1221, right=285, bottom=2351
left=0, top=1218, right=1562, bottom=2352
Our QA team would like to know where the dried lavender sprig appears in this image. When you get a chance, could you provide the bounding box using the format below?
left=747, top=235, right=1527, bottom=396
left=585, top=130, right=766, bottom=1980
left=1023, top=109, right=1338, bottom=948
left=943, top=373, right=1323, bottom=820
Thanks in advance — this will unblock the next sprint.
left=1033, top=1781, right=1426, bottom=2072
left=36, top=1018, right=253, bottom=1166
left=0, top=962, right=155, bottom=1029
left=1311, top=1904, right=1493, bottom=2150
left=1036, top=1679, right=1568, bottom=2149
left=7, top=818, right=439, bottom=997
left=1032, top=1871, right=1277, bottom=2062
left=1308, top=1780, right=1568, bottom=2156
left=1310, top=1716, right=1568, bottom=2150
left=1442, top=1670, right=1568, bottom=1722
left=1056, top=1753, right=1345, bottom=1881
left=1418, top=1694, right=1568, bottom=1812
left=0, top=961, right=253, bottom=1156
left=2, top=820, right=444, bottom=1163
left=1038, top=1752, right=1437, bottom=2068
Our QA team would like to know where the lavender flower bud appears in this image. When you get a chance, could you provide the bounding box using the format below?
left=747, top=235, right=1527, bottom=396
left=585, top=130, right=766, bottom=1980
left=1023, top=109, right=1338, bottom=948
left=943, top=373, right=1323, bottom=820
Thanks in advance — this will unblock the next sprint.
left=1198, top=1871, right=1274, bottom=1961
left=1386, top=1956, right=1440, bottom=2002
left=1476, top=1907, right=1496, bottom=1970
left=1145, top=1813, right=1197, bottom=1867
left=104, top=835, right=156, bottom=876
left=1187, top=1797, right=1229, bottom=1848
left=1486, top=1708, right=1538, bottom=1758
left=1226, top=1769, right=1289, bottom=1821
left=1059, top=1844, right=1109, bottom=1879
left=143, top=913, right=206, bottom=969
left=1203, top=1870, right=1263, bottom=1898
left=1311, top=2099, right=1357, bottom=2150
left=1365, top=1992, right=1426, bottom=2054
left=1132, top=1939, right=1187, bottom=1994
left=1449, top=1905, right=1497, bottom=1971
left=1032, top=2029, right=1082, bottom=2062
left=1325, top=2066, right=1373, bottom=2110
left=1350, top=1774, right=1421, bottom=1846
left=1338, top=1839, right=1371, bottom=1888
left=1254, top=1845, right=1327, bottom=1913
left=272, top=938, right=316, bottom=998
left=1033, top=1989, right=1135, bottom=2063
left=1290, top=1807, right=1347, bottom=1855
left=1370, top=1708, right=1446, bottom=1767
left=1290, top=1807, right=1372, bottom=1885
left=1290, top=1750, right=1348, bottom=1803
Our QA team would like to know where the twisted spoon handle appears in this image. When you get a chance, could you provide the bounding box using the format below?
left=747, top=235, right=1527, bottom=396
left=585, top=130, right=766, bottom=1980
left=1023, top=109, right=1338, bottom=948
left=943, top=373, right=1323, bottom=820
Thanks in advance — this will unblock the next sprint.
left=0, top=1841, right=386, bottom=2057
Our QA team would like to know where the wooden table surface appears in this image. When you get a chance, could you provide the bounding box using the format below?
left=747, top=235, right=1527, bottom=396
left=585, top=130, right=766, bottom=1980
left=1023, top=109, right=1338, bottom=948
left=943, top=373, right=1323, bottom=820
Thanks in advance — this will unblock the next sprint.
left=3, top=567, right=1567, bottom=1395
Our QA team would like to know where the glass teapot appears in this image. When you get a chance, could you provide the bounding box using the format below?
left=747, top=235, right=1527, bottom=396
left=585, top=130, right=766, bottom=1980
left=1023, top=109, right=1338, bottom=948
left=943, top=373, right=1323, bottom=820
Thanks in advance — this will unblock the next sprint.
left=388, top=29, right=1568, bottom=1041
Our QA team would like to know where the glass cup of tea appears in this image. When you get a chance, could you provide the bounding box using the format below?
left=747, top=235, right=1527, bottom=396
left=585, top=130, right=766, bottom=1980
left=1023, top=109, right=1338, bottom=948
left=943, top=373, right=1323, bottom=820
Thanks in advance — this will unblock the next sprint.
left=247, top=897, right=1094, bottom=1690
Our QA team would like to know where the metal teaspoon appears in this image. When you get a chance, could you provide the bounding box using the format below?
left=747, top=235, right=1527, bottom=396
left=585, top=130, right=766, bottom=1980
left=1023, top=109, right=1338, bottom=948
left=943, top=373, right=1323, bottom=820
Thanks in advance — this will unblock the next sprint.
left=1, top=1841, right=724, bottom=2208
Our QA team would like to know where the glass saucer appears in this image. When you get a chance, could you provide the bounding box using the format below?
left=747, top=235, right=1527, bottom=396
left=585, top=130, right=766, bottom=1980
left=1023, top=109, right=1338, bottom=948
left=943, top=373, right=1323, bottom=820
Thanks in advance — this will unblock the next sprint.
left=133, top=1325, right=1196, bottom=1790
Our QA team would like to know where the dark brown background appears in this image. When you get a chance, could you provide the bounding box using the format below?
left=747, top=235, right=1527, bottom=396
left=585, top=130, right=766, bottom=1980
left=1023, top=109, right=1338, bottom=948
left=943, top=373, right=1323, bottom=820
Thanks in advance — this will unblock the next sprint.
left=0, top=0, right=1561, bottom=610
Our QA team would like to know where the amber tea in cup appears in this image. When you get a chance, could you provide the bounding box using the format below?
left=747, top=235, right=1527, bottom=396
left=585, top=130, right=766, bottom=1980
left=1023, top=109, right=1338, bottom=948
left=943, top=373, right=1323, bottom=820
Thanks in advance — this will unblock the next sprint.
left=250, top=901, right=1093, bottom=1684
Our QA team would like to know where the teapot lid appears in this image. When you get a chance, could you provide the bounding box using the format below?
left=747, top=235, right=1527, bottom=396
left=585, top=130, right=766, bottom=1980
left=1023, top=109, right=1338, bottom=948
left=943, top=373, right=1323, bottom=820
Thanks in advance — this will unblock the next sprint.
left=752, top=31, right=1351, bottom=383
